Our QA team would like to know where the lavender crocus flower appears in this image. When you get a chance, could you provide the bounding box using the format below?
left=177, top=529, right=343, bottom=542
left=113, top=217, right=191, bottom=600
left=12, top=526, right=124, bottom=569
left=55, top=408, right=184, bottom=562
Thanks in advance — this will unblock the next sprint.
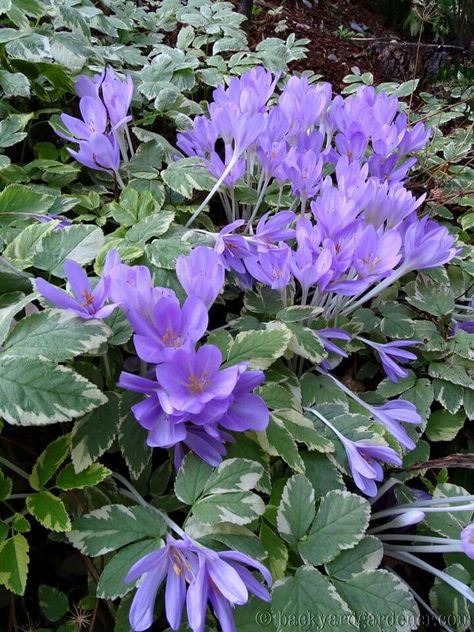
left=187, top=547, right=271, bottom=632
left=35, top=256, right=117, bottom=320
left=254, top=211, right=296, bottom=250
left=219, top=370, right=269, bottom=432
left=400, top=216, right=459, bottom=272
left=59, top=96, right=108, bottom=143
left=368, top=400, right=421, bottom=450
left=68, top=132, right=120, bottom=176
left=176, top=246, right=225, bottom=309
left=460, top=523, right=474, bottom=559
left=360, top=337, right=420, bottom=382
left=343, top=438, right=402, bottom=497
left=214, top=220, right=251, bottom=274
left=75, top=71, right=105, bottom=98
left=132, top=295, right=208, bottom=364
left=245, top=244, right=292, bottom=290
left=101, top=68, right=134, bottom=131
left=125, top=534, right=272, bottom=632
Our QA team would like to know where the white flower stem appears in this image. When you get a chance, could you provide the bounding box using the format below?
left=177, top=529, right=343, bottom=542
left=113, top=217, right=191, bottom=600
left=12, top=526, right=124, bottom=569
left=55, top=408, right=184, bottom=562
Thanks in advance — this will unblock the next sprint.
left=113, top=472, right=187, bottom=539
left=385, top=550, right=474, bottom=605
left=379, top=535, right=461, bottom=544
left=384, top=544, right=463, bottom=554
left=186, top=154, right=240, bottom=227
left=372, top=503, right=474, bottom=520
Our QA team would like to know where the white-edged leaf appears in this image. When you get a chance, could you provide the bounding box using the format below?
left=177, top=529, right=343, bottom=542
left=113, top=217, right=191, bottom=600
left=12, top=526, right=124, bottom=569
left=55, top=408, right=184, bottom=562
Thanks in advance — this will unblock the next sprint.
left=298, top=490, right=370, bottom=565
left=67, top=504, right=166, bottom=556
left=203, top=459, right=264, bottom=495
left=0, top=356, right=107, bottom=426
left=3, top=309, right=110, bottom=361
left=277, top=475, right=315, bottom=544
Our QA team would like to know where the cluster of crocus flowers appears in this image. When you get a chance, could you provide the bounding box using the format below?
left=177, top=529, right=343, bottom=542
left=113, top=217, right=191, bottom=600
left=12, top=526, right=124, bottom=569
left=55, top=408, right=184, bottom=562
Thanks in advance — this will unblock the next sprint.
left=56, top=68, right=133, bottom=185
left=124, top=533, right=271, bottom=632
left=116, top=246, right=269, bottom=466
left=177, top=70, right=459, bottom=320
left=368, top=482, right=474, bottom=607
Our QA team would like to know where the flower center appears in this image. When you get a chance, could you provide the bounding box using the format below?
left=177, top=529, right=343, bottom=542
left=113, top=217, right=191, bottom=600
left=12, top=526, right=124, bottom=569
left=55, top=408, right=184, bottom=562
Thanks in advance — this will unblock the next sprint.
left=188, top=371, right=209, bottom=394
left=162, top=327, right=182, bottom=348
left=82, top=290, right=94, bottom=308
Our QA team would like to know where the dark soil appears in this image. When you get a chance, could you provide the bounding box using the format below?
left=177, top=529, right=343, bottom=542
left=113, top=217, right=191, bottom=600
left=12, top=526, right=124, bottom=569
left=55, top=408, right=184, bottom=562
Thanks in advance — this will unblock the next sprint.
left=243, top=0, right=400, bottom=88
left=239, top=0, right=471, bottom=89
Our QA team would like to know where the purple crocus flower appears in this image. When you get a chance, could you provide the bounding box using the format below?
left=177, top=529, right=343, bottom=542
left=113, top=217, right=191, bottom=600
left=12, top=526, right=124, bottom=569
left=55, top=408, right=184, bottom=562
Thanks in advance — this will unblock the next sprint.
left=460, top=523, right=474, bottom=560
left=35, top=255, right=117, bottom=320
left=125, top=534, right=271, bottom=632
left=155, top=344, right=242, bottom=416
left=400, top=217, right=459, bottom=272
left=254, top=210, right=296, bottom=250
left=361, top=338, right=420, bottom=382
left=245, top=244, right=292, bottom=290
left=68, top=132, right=120, bottom=175
left=214, top=220, right=251, bottom=274
left=219, top=370, right=269, bottom=432
left=59, top=96, right=107, bottom=143
left=34, top=214, right=72, bottom=230
left=105, top=254, right=174, bottom=322
left=101, top=68, right=134, bottom=131
left=343, top=438, right=402, bottom=497
left=75, top=71, right=105, bottom=98
left=353, top=225, right=402, bottom=279
left=187, top=547, right=271, bottom=632
left=132, top=295, right=208, bottom=364
left=368, top=400, right=421, bottom=450
left=290, top=246, right=333, bottom=292
left=317, top=328, right=352, bottom=358
left=124, top=534, right=195, bottom=632
left=176, top=246, right=225, bottom=309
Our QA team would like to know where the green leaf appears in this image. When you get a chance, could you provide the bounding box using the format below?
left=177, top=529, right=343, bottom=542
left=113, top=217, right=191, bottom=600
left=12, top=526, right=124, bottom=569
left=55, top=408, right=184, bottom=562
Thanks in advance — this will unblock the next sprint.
left=272, top=409, right=334, bottom=453
left=32, top=225, right=104, bottom=277
left=97, top=539, right=163, bottom=600
left=225, top=323, right=292, bottom=369
left=110, top=187, right=164, bottom=226
left=162, top=156, right=215, bottom=198
left=125, top=213, right=174, bottom=245
left=26, top=491, right=71, bottom=532
left=271, top=566, right=356, bottom=632
left=39, top=585, right=69, bottom=622
left=192, top=491, right=265, bottom=526
left=67, top=504, right=166, bottom=556
left=235, top=595, right=277, bottom=632
left=5, top=33, right=51, bottom=62
left=302, top=452, right=345, bottom=499
left=0, top=70, right=29, bottom=97
left=406, top=274, right=455, bottom=317
left=429, top=564, right=472, bottom=631
left=379, top=303, right=416, bottom=338
left=277, top=475, right=315, bottom=544
left=0, top=534, right=29, bottom=595
left=260, top=523, right=288, bottom=581
left=0, top=465, right=12, bottom=502
left=0, top=356, right=107, bottom=425
left=424, top=483, right=472, bottom=539
left=426, top=409, right=466, bottom=442
left=118, top=392, right=152, bottom=479
left=203, top=458, right=264, bottom=494
left=325, top=536, right=383, bottom=580
left=428, top=362, right=474, bottom=389
left=174, top=453, right=212, bottom=505
left=262, top=416, right=305, bottom=474
left=56, top=463, right=111, bottom=490
left=30, top=435, right=71, bottom=491
left=333, top=570, right=418, bottom=632
left=71, top=394, right=119, bottom=473
left=0, top=292, right=37, bottom=346
left=277, top=305, right=321, bottom=323
left=146, top=237, right=191, bottom=269
left=298, top=490, right=370, bottom=565
left=287, top=323, right=327, bottom=363
left=3, top=310, right=111, bottom=361
left=0, top=183, right=55, bottom=216
left=3, top=221, right=58, bottom=268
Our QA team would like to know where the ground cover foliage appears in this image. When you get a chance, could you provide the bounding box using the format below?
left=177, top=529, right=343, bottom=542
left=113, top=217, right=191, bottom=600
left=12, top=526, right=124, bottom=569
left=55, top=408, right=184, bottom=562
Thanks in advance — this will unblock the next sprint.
left=0, top=1, right=473, bottom=631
